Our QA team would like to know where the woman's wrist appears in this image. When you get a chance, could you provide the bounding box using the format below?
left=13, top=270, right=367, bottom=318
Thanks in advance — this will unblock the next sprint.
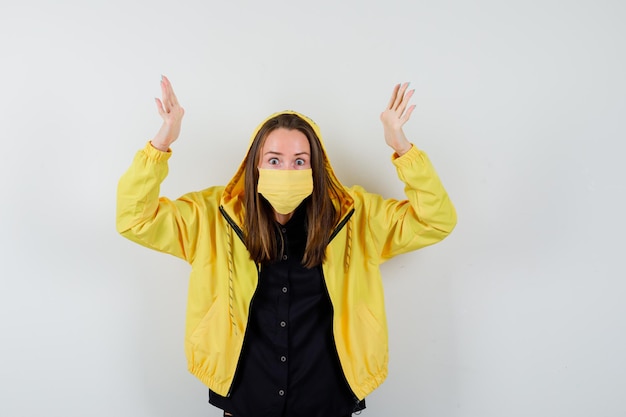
left=384, top=128, right=411, bottom=156
left=150, top=140, right=170, bottom=152
left=394, top=142, right=412, bottom=156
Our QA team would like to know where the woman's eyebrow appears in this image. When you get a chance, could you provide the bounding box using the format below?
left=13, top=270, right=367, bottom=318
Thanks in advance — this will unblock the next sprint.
left=264, top=151, right=310, bottom=156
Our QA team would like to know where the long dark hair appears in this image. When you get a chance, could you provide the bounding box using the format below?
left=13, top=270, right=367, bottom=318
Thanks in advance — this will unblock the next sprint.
left=243, top=114, right=342, bottom=268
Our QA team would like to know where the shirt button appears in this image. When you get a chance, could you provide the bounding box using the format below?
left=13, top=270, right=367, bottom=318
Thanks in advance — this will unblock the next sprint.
left=281, top=228, right=286, bottom=233
left=282, top=255, right=288, bottom=260
left=278, top=389, right=285, bottom=396
left=281, top=356, right=287, bottom=362
left=282, top=287, right=288, bottom=293
left=280, top=321, right=286, bottom=327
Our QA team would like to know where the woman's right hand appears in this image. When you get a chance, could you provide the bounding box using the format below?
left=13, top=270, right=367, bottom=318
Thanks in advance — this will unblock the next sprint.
left=151, top=75, right=185, bottom=151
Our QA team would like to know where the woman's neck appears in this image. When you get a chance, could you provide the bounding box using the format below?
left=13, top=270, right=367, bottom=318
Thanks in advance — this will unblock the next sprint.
left=274, top=211, right=294, bottom=225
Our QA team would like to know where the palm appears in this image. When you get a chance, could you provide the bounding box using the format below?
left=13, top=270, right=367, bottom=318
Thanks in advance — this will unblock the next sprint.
left=152, top=75, right=185, bottom=150
left=380, top=83, right=415, bottom=154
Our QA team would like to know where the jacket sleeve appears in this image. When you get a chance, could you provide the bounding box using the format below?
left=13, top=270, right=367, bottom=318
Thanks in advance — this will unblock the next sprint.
left=116, top=142, right=201, bottom=263
left=365, top=144, right=457, bottom=262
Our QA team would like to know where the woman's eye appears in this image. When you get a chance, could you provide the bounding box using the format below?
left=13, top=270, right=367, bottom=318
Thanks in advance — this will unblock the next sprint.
left=296, top=159, right=305, bottom=166
left=269, top=158, right=279, bottom=165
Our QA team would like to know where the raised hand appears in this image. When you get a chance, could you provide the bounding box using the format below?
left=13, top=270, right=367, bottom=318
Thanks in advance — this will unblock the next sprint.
left=151, top=75, right=185, bottom=151
left=380, top=82, right=415, bottom=156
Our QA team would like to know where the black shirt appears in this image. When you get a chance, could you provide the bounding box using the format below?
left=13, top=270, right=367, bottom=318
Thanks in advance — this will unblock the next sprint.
left=209, top=205, right=365, bottom=417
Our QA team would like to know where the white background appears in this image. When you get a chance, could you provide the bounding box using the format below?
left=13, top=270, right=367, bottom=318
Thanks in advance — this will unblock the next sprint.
left=1, top=0, right=625, bottom=416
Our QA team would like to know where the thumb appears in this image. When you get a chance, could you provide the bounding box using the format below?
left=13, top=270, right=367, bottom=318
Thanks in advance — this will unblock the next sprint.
left=155, top=98, right=165, bottom=117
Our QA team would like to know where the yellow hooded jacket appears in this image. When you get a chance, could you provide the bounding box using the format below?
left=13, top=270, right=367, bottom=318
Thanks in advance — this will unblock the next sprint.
left=116, top=111, right=456, bottom=400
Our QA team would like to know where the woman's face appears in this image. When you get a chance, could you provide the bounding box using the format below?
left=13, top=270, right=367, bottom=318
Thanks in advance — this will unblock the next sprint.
left=258, top=128, right=311, bottom=170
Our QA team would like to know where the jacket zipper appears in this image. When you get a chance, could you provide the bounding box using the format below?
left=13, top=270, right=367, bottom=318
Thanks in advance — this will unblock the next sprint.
left=218, top=205, right=259, bottom=397
left=226, top=262, right=261, bottom=397
left=328, top=208, right=354, bottom=243
left=319, top=265, right=363, bottom=409
left=219, top=205, right=245, bottom=243
left=325, top=208, right=361, bottom=406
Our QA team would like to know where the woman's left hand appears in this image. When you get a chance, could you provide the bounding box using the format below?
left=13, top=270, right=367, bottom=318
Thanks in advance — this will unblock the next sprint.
left=380, top=82, right=415, bottom=156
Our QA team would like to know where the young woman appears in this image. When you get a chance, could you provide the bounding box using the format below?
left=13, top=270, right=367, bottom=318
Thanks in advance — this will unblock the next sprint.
left=116, top=76, right=457, bottom=417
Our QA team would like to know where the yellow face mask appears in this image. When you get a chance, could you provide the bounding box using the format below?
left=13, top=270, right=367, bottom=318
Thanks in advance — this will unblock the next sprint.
left=257, top=169, right=313, bottom=215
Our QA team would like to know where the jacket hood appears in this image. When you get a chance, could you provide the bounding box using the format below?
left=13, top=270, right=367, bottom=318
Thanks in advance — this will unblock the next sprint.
left=220, top=110, right=353, bottom=227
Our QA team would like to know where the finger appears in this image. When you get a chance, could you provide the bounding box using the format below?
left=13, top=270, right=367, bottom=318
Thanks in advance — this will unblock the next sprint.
left=160, top=79, right=171, bottom=112
left=162, top=75, right=180, bottom=106
left=397, top=89, right=415, bottom=116
left=401, top=104, right=416, bottom=124
left=161, top=76, right=175, bottom=110
left=392, top=82, right=410, bottom=110
left=155, top=98, right=165, bottom=116
left=387, top=84, right=401, bottom=109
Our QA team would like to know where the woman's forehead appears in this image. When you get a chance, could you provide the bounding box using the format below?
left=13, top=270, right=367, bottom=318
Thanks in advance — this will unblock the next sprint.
left=262, top=128, right=310, bottom=154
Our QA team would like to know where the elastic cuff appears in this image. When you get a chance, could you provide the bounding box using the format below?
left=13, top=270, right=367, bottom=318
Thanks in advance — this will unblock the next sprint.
left=391, top=144, right=421, bottom=166
left=143, top=141, right=172, bottom=162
